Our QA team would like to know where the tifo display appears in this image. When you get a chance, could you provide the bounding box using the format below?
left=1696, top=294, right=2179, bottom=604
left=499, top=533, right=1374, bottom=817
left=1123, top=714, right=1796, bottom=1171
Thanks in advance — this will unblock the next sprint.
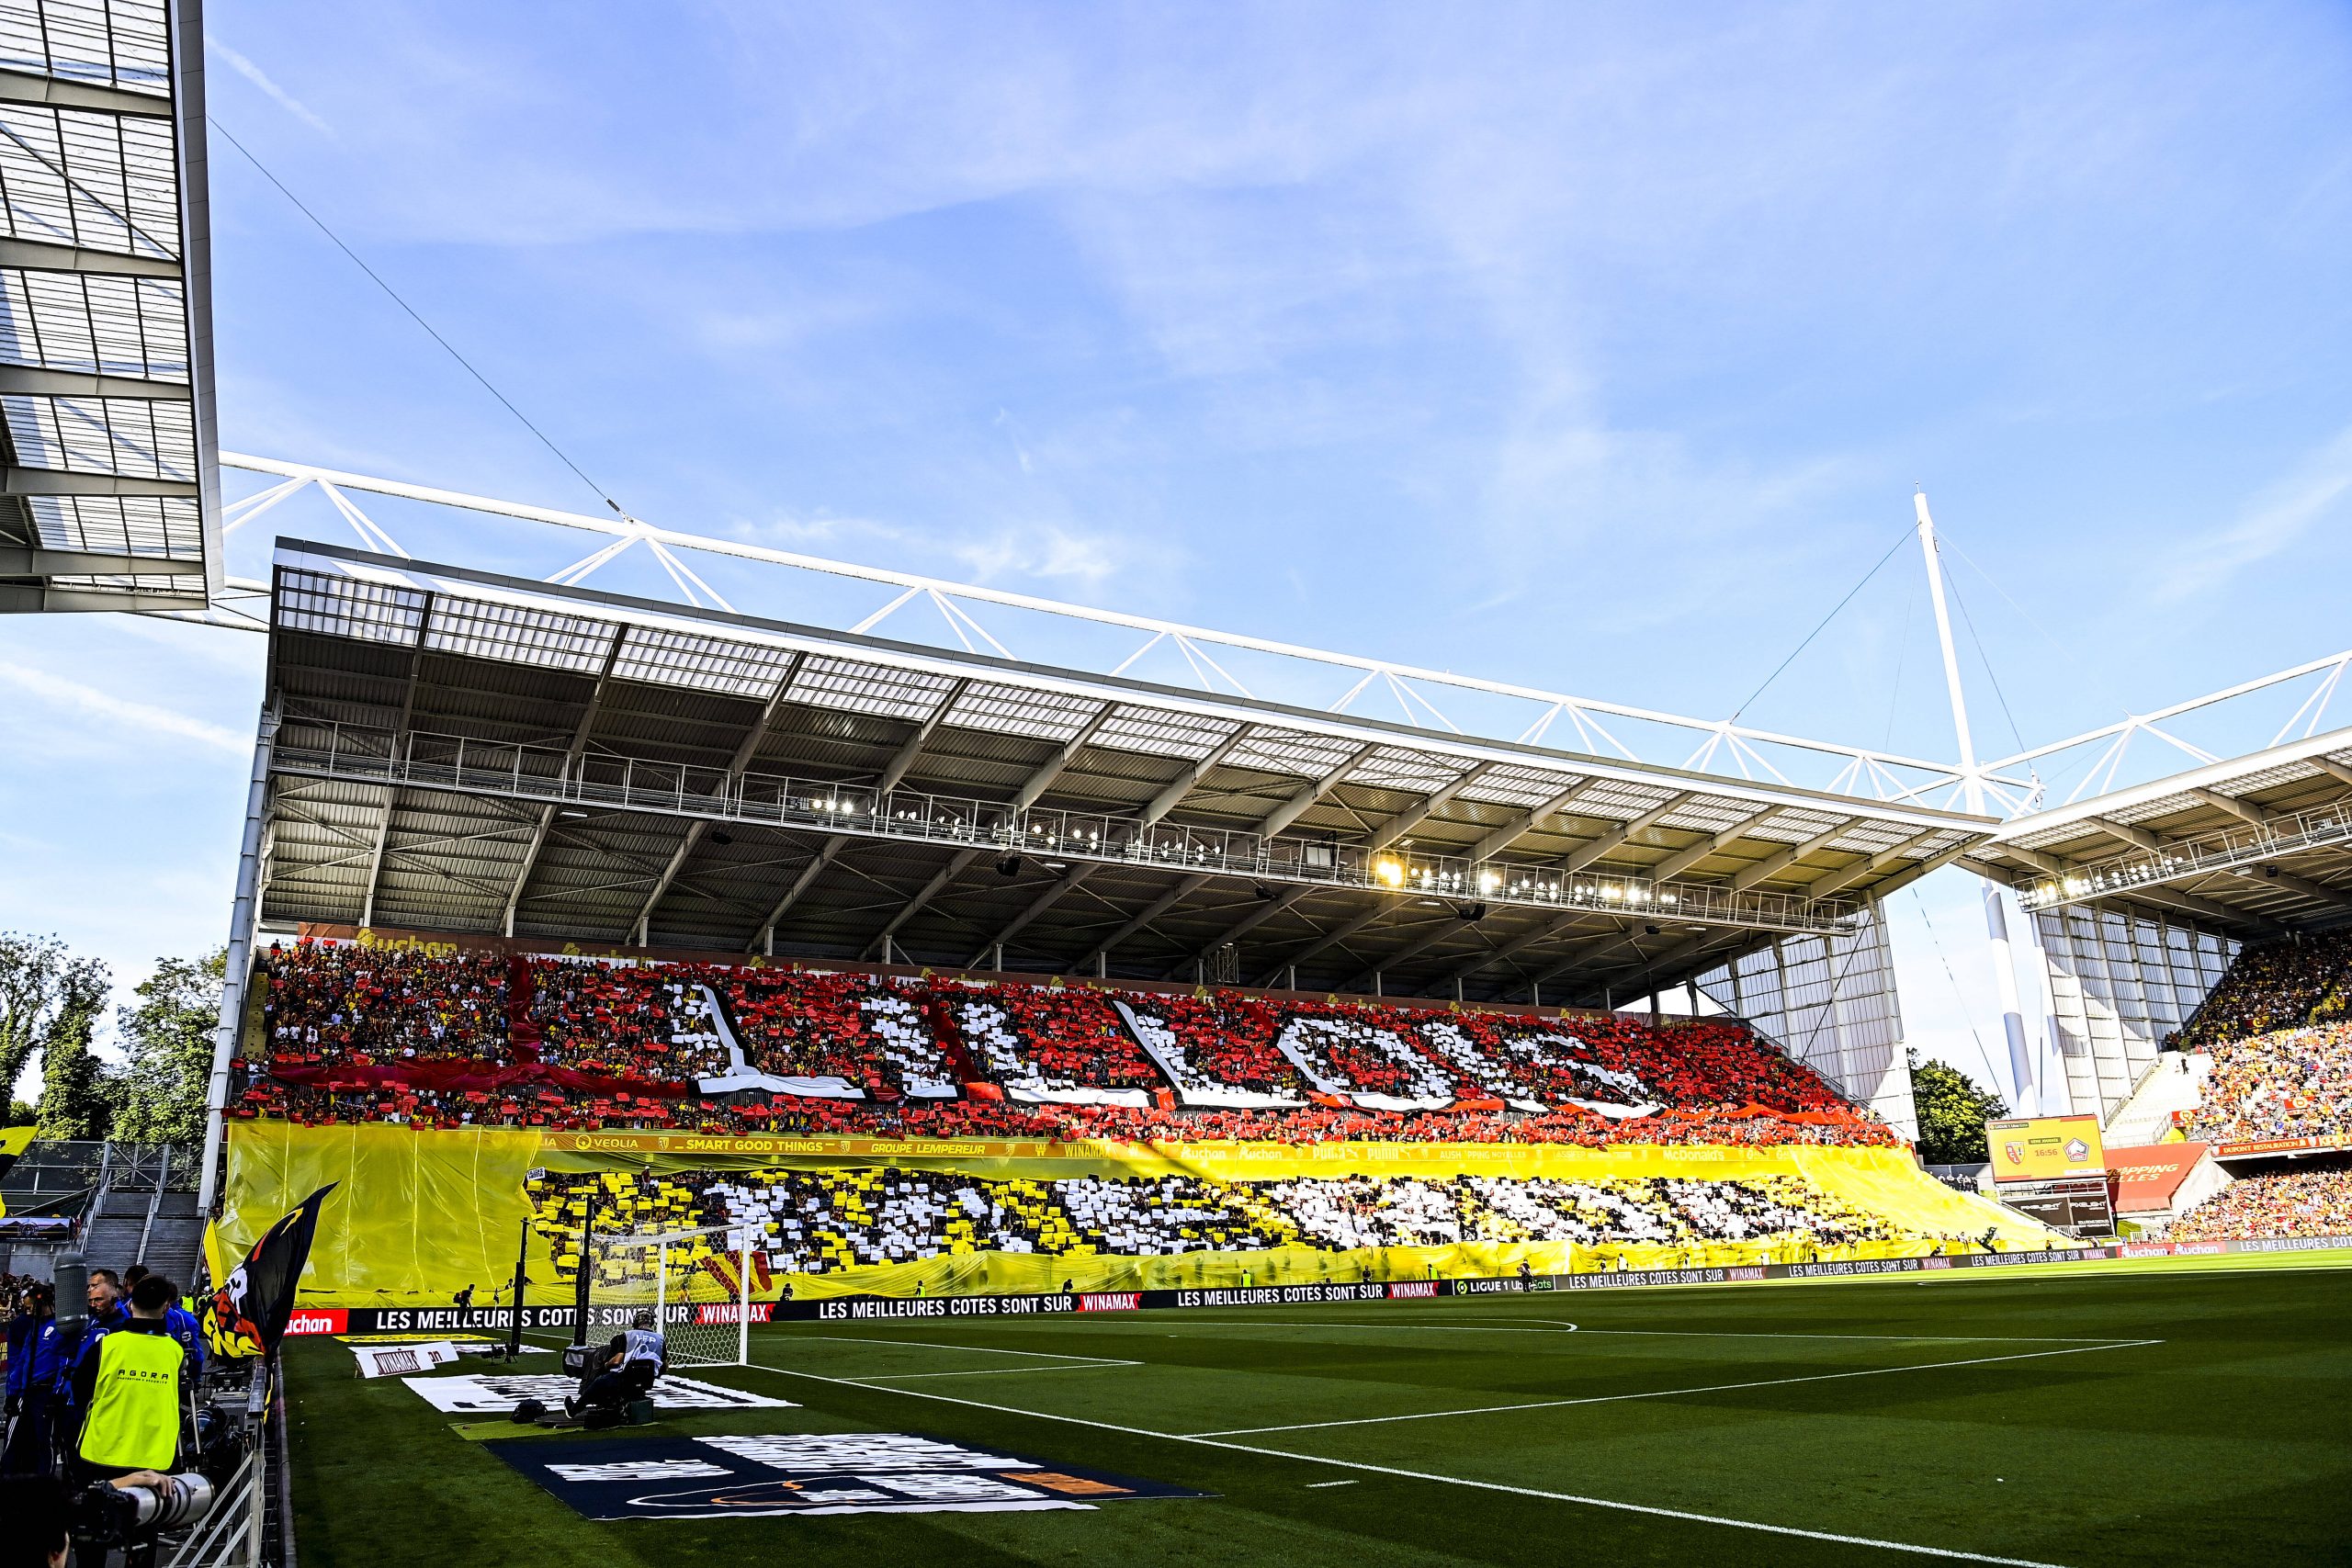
left=232, top=939, right=1888, bottom=1149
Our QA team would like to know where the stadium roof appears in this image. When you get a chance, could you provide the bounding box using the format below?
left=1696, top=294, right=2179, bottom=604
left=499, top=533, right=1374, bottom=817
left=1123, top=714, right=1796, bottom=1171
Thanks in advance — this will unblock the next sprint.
left=254, top=540, right=1993, bottom=1005
left=0, top=0, right=217, bottom=614
left=1973, top=727, right=2352, bottom=938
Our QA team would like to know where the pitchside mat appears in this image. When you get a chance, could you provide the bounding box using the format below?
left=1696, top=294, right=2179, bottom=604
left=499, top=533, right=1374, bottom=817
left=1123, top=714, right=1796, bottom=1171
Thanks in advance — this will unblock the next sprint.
left=401, top=1371, right=793, bottom=1415
left=280, top=1247, right=2352, bottom=1567
left=485, top=1432, right=1208, bottom=1519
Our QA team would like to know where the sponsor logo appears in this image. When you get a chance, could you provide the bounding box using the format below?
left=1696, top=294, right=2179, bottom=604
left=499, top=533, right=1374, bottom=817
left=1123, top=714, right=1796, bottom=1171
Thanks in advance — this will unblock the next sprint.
left=283, top=1309, right=347, bottom=1337
left=693, top=1303, right=775, bottom=1325
left=2120, top=1244, right=2174, bottom=1258
left=1386, top=1281, right=1440, bottom=1299
left=1724, top=1267, right=1767, bottom=1282
left=1919, top=1257, right=1951, bottom=1269
left=2170, top=1241, right=2226, bottom=1256
left=1077, top=1293, right=1141, bottom=1313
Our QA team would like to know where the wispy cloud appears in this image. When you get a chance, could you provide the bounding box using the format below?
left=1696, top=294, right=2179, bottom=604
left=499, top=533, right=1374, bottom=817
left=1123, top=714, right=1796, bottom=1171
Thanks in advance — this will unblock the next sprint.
left=209, top=39, right=336, bottom=137
left=2149, top=423, right=2352, bottom=606
left=0, top=662, right=250, bottom=756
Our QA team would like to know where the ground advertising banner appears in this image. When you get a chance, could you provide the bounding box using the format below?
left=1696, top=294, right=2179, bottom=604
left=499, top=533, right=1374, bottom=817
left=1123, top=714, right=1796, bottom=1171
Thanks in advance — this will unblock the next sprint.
left=1985, top=1114, right=2107, bottom=1183
left=2107, top=1143, right=2210, bottom=1213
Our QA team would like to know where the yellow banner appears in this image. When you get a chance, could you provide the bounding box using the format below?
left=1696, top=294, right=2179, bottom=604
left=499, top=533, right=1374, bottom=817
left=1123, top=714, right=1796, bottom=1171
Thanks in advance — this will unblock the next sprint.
left=221, top=1121, right=2047, bottom=1306
left=0, top=1124, right=33, bottom=1215
left=1985, top=1115, right=2107, bottom=1183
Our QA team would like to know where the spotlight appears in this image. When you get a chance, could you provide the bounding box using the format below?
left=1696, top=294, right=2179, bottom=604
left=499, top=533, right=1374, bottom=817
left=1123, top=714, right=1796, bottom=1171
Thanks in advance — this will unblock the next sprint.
left=1461, top=902, right=1489, bottom=922
left=1374, top=858, right=1405, bottom=888
left=1643, top=922, right=1661, bottom=935
left=996, top=853, right=1022, bottom=877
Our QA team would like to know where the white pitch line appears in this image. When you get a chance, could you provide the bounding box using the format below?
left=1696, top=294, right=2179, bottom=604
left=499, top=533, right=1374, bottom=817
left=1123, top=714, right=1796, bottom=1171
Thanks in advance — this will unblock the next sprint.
left=741, top=1350, right=2083, bottom=1567
left=1187, top=1339, right=2163, bottom=1438
left=844, top=1359, right=1142, bottom=1382
left=780, top=1332, right=1128, bottom=1364
left=1133, top=1316, right=2135, bottom=1345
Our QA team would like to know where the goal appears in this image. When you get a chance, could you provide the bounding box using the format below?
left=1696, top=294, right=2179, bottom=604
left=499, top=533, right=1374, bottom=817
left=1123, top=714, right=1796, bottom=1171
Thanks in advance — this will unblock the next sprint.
left=583, top=1222, right=762, bottom=1369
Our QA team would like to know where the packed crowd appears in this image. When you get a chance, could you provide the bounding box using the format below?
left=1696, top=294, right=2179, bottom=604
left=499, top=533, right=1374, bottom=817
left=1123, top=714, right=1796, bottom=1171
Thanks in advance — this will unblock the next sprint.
left=233, top=940, right=1890, bottom=1148
left=716, top=968, right=955, bottom=1096
left=2174, top=930, right=2352, bottom=1049
left=260, top=942, right=509, bottom=1064
left=944, top=984, right=1166, bottom=1099
left=526, top=1163, right=1917, bottom=1280
left=2182, top=1021, right=2352, bottom=1145
left=2169, top=1164, right=2352, bottom=1242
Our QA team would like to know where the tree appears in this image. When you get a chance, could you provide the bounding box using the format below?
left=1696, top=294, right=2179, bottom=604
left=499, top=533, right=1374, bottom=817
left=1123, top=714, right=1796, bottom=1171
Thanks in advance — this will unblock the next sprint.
left=111, top=949, right=225, bottom=1145
left=1, top=933, right=109, bottom=1096
left=35, top=972, right=114, bottom=1140
left=1908, top=1047, right=2009, bottom=1166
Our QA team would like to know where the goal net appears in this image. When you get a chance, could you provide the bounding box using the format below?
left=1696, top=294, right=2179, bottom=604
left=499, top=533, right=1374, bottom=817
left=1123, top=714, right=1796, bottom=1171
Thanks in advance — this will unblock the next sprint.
left=583, top=1223, right=763, bottom=1369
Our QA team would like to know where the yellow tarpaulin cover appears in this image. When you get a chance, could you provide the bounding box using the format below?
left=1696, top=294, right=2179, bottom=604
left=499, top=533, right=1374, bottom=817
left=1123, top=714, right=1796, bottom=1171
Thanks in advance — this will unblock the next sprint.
left=220, top=1122, right=2050, bottom=1306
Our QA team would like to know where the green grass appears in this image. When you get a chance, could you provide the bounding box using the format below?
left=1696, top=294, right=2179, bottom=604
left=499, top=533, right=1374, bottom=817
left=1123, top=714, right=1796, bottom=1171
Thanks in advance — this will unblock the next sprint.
left=283, top=1253, right=2352, bottom=1567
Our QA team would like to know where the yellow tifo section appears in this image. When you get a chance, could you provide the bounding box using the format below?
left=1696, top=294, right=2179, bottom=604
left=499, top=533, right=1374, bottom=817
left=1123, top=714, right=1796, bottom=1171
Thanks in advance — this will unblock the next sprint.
left=219, top=1121, right=2049, bottom=1307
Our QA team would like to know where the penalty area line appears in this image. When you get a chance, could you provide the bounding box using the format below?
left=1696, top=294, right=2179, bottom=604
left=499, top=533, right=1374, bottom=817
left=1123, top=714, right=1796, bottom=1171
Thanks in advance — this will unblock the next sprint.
left=738, top=1350, right=2082, bottom=1568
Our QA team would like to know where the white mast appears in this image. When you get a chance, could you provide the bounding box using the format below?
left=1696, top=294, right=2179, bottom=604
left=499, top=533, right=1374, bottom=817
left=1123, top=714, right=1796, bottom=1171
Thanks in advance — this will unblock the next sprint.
left=1915, top=491, right=2038, bottom=1113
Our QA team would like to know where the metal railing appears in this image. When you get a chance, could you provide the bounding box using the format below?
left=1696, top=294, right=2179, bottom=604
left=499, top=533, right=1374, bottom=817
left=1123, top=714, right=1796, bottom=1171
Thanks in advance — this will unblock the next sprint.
left=273, top=719, right=1870, bottom=937
left=2014, top=794, right=2352, bottom=910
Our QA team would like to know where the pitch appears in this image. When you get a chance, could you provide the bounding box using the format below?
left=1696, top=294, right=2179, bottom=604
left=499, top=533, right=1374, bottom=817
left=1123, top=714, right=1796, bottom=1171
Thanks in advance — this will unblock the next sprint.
left=281, top=1255, right=2351, bottom=1566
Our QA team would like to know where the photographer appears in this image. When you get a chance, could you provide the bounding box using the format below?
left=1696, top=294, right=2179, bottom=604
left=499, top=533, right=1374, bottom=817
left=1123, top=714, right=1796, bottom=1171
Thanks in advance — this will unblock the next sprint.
left=65, top=1277, right=186, bottom=1486
left=565, top=1309, right=666, bottom=1418
left=3, top=1284, right=66, bottom=1474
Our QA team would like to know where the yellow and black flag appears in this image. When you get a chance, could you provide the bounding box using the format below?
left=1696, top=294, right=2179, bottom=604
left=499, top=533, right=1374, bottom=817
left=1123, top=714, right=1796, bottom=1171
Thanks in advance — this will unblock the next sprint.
left=0, top=1125, right=34, bottom=1216
left=202, top=1183, right=336, bottom=1359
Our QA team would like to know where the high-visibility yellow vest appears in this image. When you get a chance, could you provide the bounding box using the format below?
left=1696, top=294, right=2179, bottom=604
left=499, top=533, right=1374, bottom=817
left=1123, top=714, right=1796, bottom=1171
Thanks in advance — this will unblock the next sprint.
left=77, top=1329, right=184, bottom=1472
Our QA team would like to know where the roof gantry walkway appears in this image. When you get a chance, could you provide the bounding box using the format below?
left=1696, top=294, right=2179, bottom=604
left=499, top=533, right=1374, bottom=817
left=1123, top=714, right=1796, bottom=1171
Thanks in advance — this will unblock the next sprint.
left=254, top=542, right=1992, bottom=1007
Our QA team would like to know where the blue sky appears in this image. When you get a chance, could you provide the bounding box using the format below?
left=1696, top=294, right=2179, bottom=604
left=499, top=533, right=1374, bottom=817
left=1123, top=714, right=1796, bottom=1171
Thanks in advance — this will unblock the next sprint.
left=5, top=1, right=2350, bottom=1105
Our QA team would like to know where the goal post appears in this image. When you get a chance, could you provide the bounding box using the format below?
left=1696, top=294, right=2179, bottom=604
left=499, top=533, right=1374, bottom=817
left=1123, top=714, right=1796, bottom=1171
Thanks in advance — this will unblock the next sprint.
left=583, top=1222, right=759, bottom=1369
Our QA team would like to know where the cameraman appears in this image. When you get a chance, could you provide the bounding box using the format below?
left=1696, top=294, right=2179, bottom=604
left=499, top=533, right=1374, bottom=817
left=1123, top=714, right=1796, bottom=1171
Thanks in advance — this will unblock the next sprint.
left=65, top=1277, right=185, bottom=1487
left=3, top=1284, right=66, bottom=1474
left=565, top=1309, right=666, bottom=1418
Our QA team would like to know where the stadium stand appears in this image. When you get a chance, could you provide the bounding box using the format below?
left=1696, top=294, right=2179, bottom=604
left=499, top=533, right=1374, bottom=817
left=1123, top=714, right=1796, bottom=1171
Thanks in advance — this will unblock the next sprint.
left=2181, top=1021, right=2352, bottom=1145
left=2172, top=929, right=2352, bottom=1049
left=523, top=1164, right=1914, bottom=1279
left=233, top=940, right=1894, bottom=1147
left=2169, top=1163, right=2352, bottom=1241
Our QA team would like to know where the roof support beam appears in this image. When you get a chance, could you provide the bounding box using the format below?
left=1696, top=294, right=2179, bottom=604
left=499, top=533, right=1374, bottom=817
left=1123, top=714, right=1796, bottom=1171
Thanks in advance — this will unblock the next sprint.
left=0, top=69, right=174, bottom=117
left=1077, top=873, right=1208, bottom=974
left=1136, top=728, right=1248, bottom=829
left=2, top=468, right=197, bottom=498
left=1343, top=912, right=1475, bottom=992
left=1804, top=829, right=1946, bottom=900
left=503, top=634, right=628, bottom=936
left=0, top=547, right=203, bottom=577
left=2311, top=757, right=2352, bottom=789
left=1525, top=926, right=1649, bottom=998
left=1364, top=762, right=1492, bottom=853
left=1166, top=885, right=1312, bottom=979
left=968, top=863, right=1099, bottom=968
left=1262, top=905, right=1391, bottom=987
left=0, top=237, right=179, bottom=277
left=756, top=835, right=853, bottom=953
left=1728, top=821, right=1856, bottom=893
left=1465, top=779, right=1603, bottom=865
left=631, top=654, right=807, bottom=944
left=0, top=582, right=206, bottom=612
left=358, top=592, right=435, bottom=930
left=875, top=678, right=967, bottom=795
left=867, top=847, right=983, bottom=955
left=1253, top=743, right=1377, bottom=840
left=2216, top=864, right=2352, bottom=913
left=1571, top=932, right=1719, bottom=1008
left=1979, top=846, right=2288, bottom=935
left=1444, top=908, right=1589, bottom=987
left=1558, top=793, right=1690, bottom=874
left=0, top=367, right=190, bottom=400
left=1646, top=807, right=1776, bottom=884
left=1009, top=705, right=1114, bottom=814
left=2186, top=786, right=2272, bottom=829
